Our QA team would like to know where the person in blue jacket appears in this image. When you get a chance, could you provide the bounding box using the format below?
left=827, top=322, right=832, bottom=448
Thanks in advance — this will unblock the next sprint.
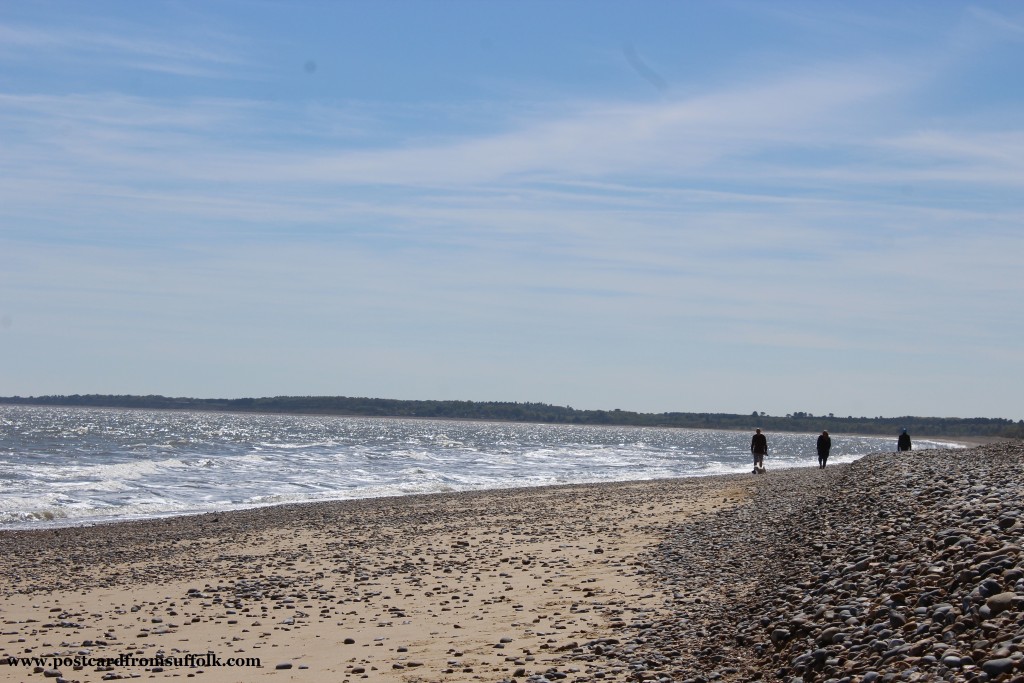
left=897, top=428, right=912, bottom=452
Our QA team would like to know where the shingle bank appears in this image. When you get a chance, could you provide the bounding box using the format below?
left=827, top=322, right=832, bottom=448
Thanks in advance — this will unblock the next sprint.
left=590, top=442, right=1024, bottom=683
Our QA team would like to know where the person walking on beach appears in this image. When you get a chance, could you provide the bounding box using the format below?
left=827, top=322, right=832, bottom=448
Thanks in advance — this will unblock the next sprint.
left=816, top=430, right=832, bottom=469
left=751, top=428, right=768, bottom=473
left=897, top=428, right=912, bottom=452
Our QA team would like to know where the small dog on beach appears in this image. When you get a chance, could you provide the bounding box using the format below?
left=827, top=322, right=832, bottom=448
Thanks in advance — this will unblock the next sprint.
left=752, top=465, right=766, bottom=474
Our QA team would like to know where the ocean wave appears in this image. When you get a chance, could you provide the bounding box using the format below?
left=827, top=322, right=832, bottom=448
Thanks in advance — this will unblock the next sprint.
left=32, top=457, right=191, bottom=482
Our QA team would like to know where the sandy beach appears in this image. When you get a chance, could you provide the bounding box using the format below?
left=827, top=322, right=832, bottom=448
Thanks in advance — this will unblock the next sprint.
left=3, top=441, right=1023, bottom=682
left=0, top=476, right=751, bottom=682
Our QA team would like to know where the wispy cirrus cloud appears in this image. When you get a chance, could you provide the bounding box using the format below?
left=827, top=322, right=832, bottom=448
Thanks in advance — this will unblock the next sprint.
left=0, top=21, right=250, bottom=78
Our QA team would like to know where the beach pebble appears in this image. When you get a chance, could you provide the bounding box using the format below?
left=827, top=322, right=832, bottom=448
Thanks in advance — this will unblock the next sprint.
left=986, top=592, right=1017, bottom=615
left=982, top=657, right=1016, bottom=677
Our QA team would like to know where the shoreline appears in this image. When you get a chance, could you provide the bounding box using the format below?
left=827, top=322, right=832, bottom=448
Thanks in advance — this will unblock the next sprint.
left=3, top=443, right=1023, bottom=682
left=1, top=434, right=987, bottom=535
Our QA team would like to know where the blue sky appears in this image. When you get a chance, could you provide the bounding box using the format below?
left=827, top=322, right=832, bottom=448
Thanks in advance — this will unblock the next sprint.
left=1, top=1, right=1022, bottom=420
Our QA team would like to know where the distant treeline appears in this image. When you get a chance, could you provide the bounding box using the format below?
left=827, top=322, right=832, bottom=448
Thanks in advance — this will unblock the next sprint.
left=1, top=394, right=1022, bottom=439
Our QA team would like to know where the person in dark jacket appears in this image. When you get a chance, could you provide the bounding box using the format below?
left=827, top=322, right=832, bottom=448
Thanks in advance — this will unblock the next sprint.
left=751, top=428, right=768, bottom=473
left=897, top=428, right=912, bottom=452
left=816, top=430, right=832, bottom=468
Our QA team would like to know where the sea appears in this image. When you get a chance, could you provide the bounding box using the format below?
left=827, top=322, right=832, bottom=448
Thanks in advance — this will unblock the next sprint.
left=0, top=405, right=963, bottom=530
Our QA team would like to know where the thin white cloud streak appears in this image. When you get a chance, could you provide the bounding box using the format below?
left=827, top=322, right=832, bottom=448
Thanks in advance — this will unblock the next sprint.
left=285, top=67, right=901, bottom=186
left=0, top=92, right=250, bottom=128
left=877, top=131, right=1024, bottom=187
left=0, top=22, right=249, bottom=78
left=967, top=6, right=1024, bottom=36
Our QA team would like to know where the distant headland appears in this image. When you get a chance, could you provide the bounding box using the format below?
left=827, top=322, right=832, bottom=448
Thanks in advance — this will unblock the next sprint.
left=1, top=394, right=1021, bottom=439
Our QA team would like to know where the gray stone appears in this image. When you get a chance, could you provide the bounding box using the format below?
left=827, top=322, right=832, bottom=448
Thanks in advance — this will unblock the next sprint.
left=941, top=655, right=962, bottom=668
left=981, top=657, right=1015, bottom=677
left=818, top=626, right=843, bottom=646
